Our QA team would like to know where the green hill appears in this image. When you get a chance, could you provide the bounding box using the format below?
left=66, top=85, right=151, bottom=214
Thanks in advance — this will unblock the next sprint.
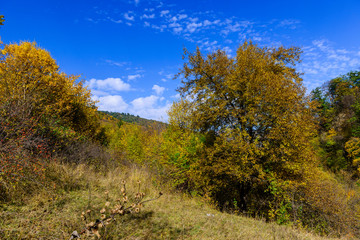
left=100, top=111, right=167, bottom=128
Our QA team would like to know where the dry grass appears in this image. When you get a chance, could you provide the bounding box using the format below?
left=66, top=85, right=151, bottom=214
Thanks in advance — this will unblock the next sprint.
left=0, top=163, right=351, bottom=239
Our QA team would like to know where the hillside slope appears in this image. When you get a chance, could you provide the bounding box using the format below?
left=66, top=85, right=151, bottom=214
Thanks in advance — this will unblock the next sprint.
left=0, top=163, right=345, bottom=240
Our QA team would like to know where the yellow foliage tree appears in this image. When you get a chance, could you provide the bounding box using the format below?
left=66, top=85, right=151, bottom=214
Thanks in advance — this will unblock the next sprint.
left=169, top=41, right=317, bottom=213
left=0, top=41, right=100, bottom=138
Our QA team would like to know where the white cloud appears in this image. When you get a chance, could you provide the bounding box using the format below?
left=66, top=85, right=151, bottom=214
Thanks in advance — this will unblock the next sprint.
left=94, top=95, right=129, bottom=112
left=105, top=60, right=128, bottom=67
left=124, top=12, right=135, bottom=21
left=173, top=27, right=183, bottom=34
left=159, top=71, right=173, bottom=81
left=336, top=49, right=349, bottom=54
left=197, top=39, right=219, bottom=52
left=152, top=84, right=165, bottom=95
left=151, top=24, right=167, bottom=32
left=223, top=46, right=233, bottom=54
left=86, top=78, right=131, bottom=92
left=186, top=22, right=202, bottom=33
left=328, top=54, right=350, bottom=61
left=95, top=93, right=171, bottom=121
left=109, top=18, right=122, bottom=24
left=349, top=58, right=360, bottom=67
left=169, top=22, right=181, bottom=28
left=188, top=17, right=199, bottom=22
left=85, top=18, right=97, bottom=23
left=171, top=93, right=180, bottom=99
left=278, top=19, right=300, bottom=29
left=130, top=95, right=171, bottom=121
left=312, top=39, right=334, bottom=54
left=178, top=14, right=187, bottom=20
left=142, top=14, right=155, bottom=19
left=203, top=20, right=212, bottom=26
left=131, top=95, right=159, bottom=110
left=160, top=10, right=170, bottom=17
left=128, top=74, right=142, bottom=81
left=221, top=20, right=252, bottom=36
left=299, top=39, right=360, bottom=91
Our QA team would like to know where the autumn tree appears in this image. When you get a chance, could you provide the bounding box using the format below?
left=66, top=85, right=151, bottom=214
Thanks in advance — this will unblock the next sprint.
left=169, top=41, right=317, bottom=214
left=0, top=42, right=100, bottom=140
left=0, top=41, right=105, bottom=199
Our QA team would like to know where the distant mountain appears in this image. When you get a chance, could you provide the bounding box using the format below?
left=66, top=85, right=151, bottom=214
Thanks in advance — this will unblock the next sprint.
left=100, top=111, right=167, bottom=128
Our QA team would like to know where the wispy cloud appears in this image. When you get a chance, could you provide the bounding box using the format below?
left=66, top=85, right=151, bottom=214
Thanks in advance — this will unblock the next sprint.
left=88, top=1, right=301, bottom=53
left=277, top=19, right=300, bottom=29
left=128, top=74, right=142, bottom=81
left=141, top=13, right=155, bottom=19
left=158, top=71, right=174, bottom=82
left=105, top=59, right=129, bottom=67
left=160, top=10, right=170, bottom=17
left=300, top=39, right=360, bottom=91
left=124, top=11, right=135, bottom=21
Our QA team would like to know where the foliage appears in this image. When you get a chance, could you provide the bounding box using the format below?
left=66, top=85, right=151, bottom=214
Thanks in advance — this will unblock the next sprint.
left=300, top=169, right=360, bottom=235
left=0, top=41, right=100, bottom=141
left=1, top=36, right=359, bottom=238
left=0, top=15, right=4, bottom=26
left=0, top=99, right=52, bottom=201
left=168, top=41, right=317, bottom=217
left=311, top=71, right=360, bottom=173
left=0, top=42, right=105, bottom=201
left=108, top=121, right=164, bottom=167
left=159, top=125, right=204, bottom=190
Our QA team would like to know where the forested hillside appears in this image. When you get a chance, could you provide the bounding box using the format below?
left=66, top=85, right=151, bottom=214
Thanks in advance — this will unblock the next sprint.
left=1, top=38, right=360, bottom=239
left=100, top=111, right=167, bottom=128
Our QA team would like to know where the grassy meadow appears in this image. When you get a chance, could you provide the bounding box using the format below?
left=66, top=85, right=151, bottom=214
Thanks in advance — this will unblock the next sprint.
left=0, top=162, right=348, bottom=239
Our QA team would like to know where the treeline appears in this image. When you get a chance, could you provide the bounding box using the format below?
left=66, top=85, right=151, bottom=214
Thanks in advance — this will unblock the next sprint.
left=100, top=111, right=167, bottom=128
left=312, top=71, right=360, bottom=174
left=1, top=40, right=360, bottom=237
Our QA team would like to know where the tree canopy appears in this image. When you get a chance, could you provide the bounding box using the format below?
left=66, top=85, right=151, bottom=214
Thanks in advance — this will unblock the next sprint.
left=0, top=41, right=100, bottom=139
left=169, top=41, right=317, bottom=211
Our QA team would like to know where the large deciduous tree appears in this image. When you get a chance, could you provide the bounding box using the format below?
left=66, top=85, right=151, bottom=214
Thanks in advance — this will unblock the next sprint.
left=169, top=41, right=317, bottom=212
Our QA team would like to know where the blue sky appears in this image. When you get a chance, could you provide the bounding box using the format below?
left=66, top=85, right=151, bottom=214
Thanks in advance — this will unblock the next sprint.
left=1, top=0, right=360, bottom=121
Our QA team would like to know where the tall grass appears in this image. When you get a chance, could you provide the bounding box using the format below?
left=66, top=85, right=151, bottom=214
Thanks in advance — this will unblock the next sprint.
left=0, top=161, right=346, bottom=239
